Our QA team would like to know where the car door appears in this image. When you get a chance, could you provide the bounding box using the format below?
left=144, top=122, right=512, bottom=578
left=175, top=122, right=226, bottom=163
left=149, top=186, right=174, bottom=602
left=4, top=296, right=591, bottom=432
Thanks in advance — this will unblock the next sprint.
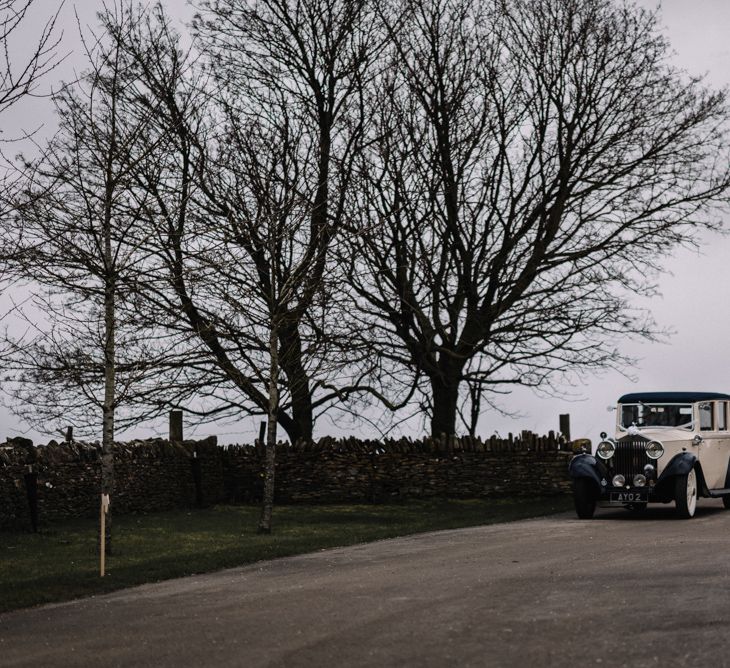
left=714, top=401, right=730, bottom=490
left=698, top=401, right=727, bottom=490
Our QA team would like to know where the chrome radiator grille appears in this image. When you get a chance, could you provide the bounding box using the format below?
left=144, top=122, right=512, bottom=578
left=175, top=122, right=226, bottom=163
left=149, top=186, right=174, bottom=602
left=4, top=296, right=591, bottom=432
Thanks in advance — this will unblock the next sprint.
left=612, top=436, right=651, bottom=478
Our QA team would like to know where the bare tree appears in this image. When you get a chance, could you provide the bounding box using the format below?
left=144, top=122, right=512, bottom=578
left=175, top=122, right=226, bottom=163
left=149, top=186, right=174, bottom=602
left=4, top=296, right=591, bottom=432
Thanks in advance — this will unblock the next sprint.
left=188, top=0, right=384, bottom=442
left=199, top=111, right=338, bottom=532
left=0, top=1, right=61, bottom=117
left=346, top=0, right=730, bottom=437
left=5, top=3, right=160, bottom=552
left=98, top=1, right=366, bottom=530
left=0, top=0, right=62, bottom=286
left=70, top=0, right=385, bottom=445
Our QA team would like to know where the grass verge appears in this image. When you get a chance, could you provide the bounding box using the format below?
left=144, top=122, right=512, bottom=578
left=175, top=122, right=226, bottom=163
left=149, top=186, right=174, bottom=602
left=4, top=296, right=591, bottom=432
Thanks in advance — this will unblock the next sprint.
left=0, top=496, right=571, bottom=614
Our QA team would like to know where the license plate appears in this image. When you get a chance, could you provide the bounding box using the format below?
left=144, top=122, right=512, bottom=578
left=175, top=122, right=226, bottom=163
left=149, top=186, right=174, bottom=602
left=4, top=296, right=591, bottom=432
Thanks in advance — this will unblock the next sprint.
left=610, top=491, right=648, bottom=503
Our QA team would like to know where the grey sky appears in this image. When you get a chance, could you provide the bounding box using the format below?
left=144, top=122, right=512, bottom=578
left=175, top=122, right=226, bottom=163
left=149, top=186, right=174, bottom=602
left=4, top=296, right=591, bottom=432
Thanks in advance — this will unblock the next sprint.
left=1, top=0, right=729, bottom=445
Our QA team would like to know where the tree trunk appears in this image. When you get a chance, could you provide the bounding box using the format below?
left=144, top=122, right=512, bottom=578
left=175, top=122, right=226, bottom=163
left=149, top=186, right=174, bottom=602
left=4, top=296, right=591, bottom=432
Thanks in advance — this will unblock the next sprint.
left=258, top=318, right=279, bottom=534
left=278, top=321, right=313, bottom=441
left=275, top=406, right=302, bottom=443
left=99, top=50, right=120, bottom=560
left=468, top=382, right=480, bottom=438
left=101, top=260, right=115, bottom=554
left=430, top=358, right=464, bottom=438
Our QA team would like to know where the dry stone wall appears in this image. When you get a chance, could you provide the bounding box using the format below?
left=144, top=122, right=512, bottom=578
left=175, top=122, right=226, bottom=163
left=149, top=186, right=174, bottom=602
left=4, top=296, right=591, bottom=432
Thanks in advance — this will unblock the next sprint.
left=241, top=434, right=574, bottom=503
left=0, top=436, right=222, bottom=530
left=1, top=432, right=573, bottom=530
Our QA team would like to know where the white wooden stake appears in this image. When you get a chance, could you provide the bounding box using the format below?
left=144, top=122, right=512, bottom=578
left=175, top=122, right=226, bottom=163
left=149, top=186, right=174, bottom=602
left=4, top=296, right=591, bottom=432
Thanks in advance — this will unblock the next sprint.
left=100, top=494, right=110, bottom=577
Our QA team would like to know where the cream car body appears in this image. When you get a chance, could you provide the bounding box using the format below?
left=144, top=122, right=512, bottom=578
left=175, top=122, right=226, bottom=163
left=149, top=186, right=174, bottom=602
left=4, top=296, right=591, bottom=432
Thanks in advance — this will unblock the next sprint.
left=568, top=392, right=730, bottom=519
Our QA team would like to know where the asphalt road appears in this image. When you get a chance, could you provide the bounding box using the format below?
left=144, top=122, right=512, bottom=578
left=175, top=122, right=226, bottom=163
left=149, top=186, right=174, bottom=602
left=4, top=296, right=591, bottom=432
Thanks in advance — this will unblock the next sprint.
left=2, top=500, right=730, bottom=667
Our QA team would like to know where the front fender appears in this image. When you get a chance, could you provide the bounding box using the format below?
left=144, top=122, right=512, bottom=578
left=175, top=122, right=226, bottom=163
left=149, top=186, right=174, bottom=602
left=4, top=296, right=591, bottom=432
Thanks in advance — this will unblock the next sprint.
left=657, top=452, right=697, bottom=481
left=568, top=453, right=604, bottom=493
left=655, top=452, right=701, bottom=497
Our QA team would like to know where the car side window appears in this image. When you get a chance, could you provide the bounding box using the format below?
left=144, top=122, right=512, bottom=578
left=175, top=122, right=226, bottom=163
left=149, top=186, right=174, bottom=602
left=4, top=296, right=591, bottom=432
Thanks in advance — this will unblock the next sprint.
left=700, top=403, right=715, bottom=431
left=719, top=402, right=727, bottom=431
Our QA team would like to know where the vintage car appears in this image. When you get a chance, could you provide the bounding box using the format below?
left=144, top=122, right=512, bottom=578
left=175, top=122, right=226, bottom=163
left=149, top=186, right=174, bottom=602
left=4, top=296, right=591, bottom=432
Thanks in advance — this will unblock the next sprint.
left=569, top=392, right=730, bottom=519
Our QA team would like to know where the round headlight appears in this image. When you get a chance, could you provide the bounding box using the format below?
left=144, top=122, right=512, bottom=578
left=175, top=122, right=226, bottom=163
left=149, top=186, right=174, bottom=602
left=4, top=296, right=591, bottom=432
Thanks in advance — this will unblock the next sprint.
left=646, top=440, right=664, bottom=460
left=633, top=474, right=646, bottom=487
left=612, top=474, right=626, bottom=487
left=597, top=439, right=615, bottom=460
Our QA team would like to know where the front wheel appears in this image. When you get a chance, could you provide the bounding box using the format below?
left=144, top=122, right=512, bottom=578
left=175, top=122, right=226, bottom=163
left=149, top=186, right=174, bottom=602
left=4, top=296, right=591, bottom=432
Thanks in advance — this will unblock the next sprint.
left=573, top=478, right=596, bottom=519
left=675, top=469, right=698, bottom=519
left=722, top=495, right=730, bottom=510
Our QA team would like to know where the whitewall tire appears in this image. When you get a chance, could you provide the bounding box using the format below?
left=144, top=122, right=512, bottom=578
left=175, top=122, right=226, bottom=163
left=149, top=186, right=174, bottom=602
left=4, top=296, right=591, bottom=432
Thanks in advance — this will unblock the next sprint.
left=675, top=468, right=698, bottom=519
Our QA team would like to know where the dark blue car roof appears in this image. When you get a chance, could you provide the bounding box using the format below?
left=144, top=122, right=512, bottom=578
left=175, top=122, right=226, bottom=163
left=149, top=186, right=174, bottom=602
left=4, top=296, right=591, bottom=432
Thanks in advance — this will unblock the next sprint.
left=618, top=392, right=730, bottom=404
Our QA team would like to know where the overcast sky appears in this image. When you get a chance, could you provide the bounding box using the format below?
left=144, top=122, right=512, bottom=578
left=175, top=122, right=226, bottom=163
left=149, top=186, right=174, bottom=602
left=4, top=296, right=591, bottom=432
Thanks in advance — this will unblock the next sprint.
left=2, top=0, right=730, bottom=445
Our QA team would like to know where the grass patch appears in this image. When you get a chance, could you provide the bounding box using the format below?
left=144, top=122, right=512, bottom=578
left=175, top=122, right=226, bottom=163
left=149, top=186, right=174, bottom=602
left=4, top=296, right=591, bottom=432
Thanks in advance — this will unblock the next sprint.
left=0, top=496, right=571, bottom=613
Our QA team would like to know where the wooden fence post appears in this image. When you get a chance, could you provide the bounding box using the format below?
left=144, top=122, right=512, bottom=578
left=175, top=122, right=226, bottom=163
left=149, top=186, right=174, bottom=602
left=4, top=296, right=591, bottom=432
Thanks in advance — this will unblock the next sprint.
left=559, top=414, right=571, bottom=443
left=169, top=410, right=183, bottom=442
left=24, top=465, right=38, bottom=533
left=191, top=447, right=203, bottom=508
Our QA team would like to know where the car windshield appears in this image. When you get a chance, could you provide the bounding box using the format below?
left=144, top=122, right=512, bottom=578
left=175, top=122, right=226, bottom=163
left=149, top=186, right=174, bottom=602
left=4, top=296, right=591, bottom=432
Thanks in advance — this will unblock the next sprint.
left=620, top=403, right=693, bottom=430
